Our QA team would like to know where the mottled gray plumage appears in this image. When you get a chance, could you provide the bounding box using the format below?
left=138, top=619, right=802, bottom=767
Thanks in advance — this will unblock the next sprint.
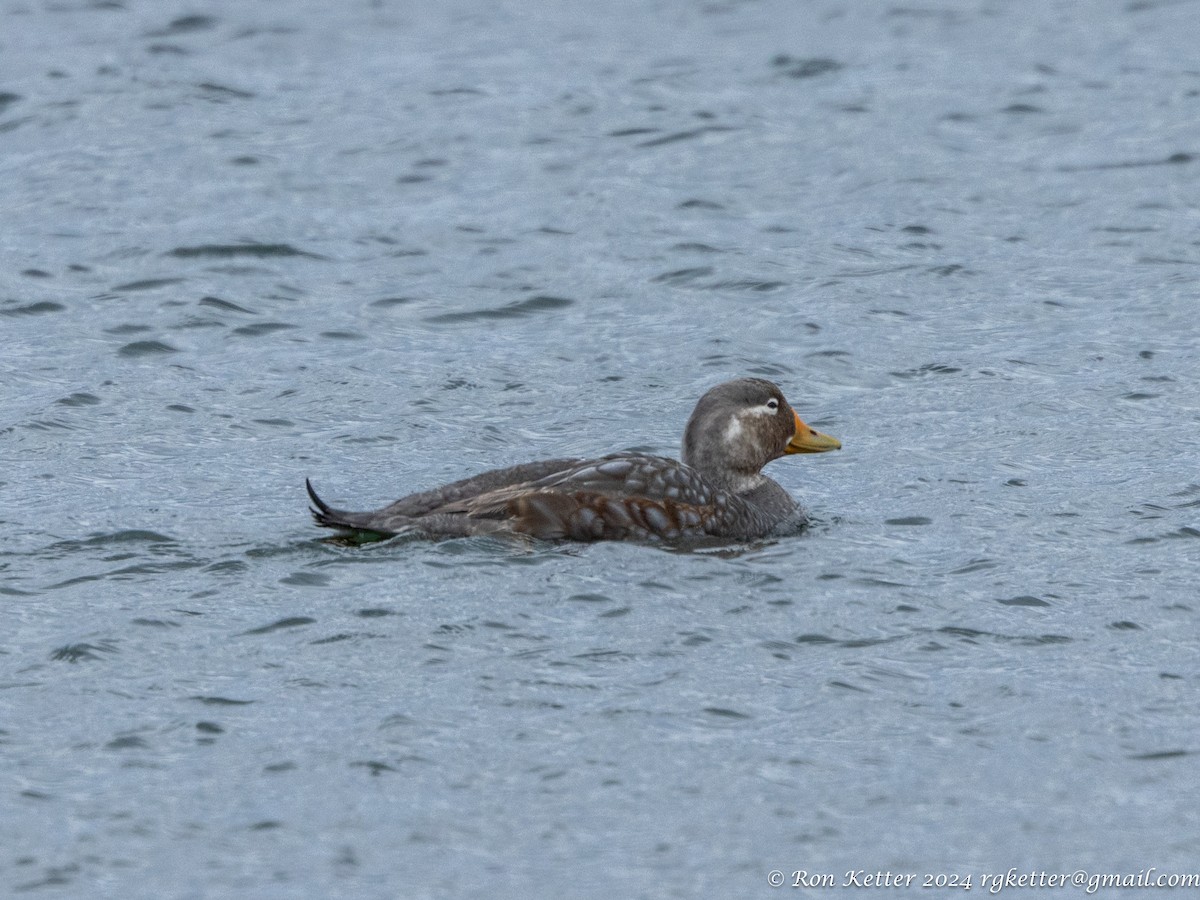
left=307, top=377, right=840, bottom=543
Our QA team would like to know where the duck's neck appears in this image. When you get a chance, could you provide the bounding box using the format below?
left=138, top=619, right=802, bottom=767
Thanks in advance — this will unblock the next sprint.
left=716, top=470, right=770, bottom=495
left=683, top=451, right=769, bottom=496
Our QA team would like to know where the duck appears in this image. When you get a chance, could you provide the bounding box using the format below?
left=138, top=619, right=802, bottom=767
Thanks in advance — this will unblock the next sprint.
left=306, top=377, right=840, bottom=544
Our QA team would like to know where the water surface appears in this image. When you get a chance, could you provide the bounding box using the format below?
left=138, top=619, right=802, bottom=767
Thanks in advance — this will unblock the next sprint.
left=2, top=1, right=1198, bottom=897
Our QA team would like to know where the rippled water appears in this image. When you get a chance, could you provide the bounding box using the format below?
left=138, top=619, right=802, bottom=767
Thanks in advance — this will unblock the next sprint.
left=3, top=1, right=1198, bottom=897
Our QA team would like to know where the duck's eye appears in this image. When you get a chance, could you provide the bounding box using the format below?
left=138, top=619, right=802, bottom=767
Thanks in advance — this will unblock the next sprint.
left=766, top=398, right=779, bottom=412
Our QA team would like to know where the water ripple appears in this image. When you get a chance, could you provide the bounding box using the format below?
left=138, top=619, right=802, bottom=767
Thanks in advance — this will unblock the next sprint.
left=167, top=243, right=324, bottom=259
left=424, top=295, right=573, bottom=324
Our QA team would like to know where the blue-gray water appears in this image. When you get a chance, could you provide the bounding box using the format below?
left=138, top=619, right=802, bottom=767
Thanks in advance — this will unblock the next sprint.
left=3, top=1, right=1198, bottom=897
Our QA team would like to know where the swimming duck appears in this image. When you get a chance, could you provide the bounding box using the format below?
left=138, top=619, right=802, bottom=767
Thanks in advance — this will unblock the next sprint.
left=306, top=377, right=840, bottom=543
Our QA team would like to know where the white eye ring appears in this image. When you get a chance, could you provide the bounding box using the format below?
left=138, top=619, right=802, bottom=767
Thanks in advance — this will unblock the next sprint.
left=766, top=398, right=779, bottom=411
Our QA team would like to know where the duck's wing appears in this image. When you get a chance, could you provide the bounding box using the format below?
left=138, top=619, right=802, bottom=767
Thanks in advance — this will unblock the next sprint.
left=550, top=453, right=723, bottom=505
left=373, top=458, right=584, bottom=517
left=445, top=454, right=747, bottom=541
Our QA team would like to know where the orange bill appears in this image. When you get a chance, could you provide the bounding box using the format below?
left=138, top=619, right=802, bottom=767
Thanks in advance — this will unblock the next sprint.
left=785, top=411, right=841, bottom=453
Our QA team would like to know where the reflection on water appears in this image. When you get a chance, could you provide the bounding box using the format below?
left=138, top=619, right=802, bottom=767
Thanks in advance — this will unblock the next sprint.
left=3, top=0, right=1199, bottom=896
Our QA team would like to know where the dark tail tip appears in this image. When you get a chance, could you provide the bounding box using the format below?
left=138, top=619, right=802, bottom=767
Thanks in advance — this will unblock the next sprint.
left=305, top=478, right=335, bottom=525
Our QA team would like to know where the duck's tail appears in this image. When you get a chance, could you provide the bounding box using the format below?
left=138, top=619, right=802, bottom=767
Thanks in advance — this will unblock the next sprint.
left=306, top=478, right=398, bottom=538
left=305, top=478, right=341, bottom=527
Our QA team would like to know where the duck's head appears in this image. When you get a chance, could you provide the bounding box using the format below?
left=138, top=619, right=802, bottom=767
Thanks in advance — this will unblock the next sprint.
left=681, top=377, right=840, bottom=492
